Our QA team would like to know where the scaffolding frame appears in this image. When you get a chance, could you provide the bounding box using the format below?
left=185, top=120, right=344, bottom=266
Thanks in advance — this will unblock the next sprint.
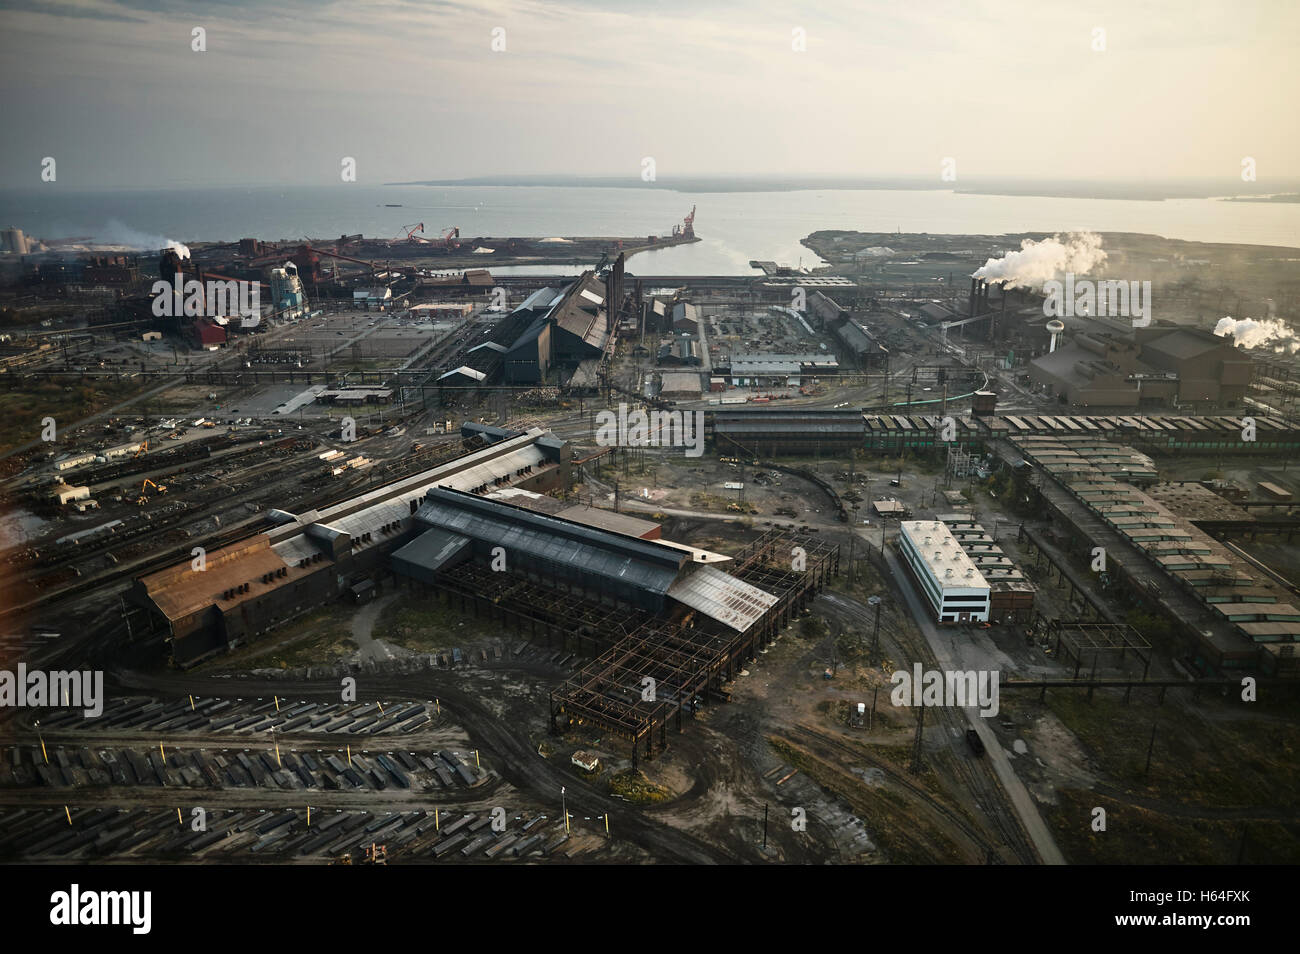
left=549, top=530, right=840, bottom=767
left=1052, top=620, right=1153, bottom=682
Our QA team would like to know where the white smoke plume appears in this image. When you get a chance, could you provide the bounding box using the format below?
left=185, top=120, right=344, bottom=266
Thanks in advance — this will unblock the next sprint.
left=1213, top=316, right=1300, bottom=354
left=93, top=220, right=191, bottom=258
left=972, top=232, right=1107, bottom=288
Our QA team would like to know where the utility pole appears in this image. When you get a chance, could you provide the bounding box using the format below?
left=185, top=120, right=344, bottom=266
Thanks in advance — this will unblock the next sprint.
left=1143, top=720, right=1158, bottom=777
left=848, top=514, right=857, bottom=583
left=868, top=596, right=882, bottom=664
left=909, top=704, right=925, bottom=774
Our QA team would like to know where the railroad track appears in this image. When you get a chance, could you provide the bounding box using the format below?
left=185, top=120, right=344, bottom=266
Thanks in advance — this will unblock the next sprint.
left=884, top=617, right=1039, bottom=864
left=779, top=721, right=999, bottom=863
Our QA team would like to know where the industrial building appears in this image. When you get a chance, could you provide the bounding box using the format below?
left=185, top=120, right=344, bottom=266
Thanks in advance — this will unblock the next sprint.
left=830, top=316, right=888, bottom=369
left=501, top=271, right=614, bottom=384
left=898, top=520, right=992, bottom=623
left=132, top=425, right=571, bottom=665
left=658, top=335, right=702, bottom=366
left=394, top=487, right=758, bottom=616
left=2, top=226, right=29, bottom=255
left=269, top=262, right=309, bottom=320
left=1028, top=319, right=1252, bottom=408
left=711, top=408, right=865, bottom=456
left=660, top=371, right=704, bottom=401
left=725, top=353, right=839, bottom=388
left=1008, top=433, right=1300, bottom=671
left=937, top=513, right=1037, bottom=622
left=898, top=521, right=993, bottom=623
left=671, top=302, right=700, bottom=333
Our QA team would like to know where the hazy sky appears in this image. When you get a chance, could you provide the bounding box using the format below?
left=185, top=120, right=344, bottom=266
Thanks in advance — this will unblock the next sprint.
left=1, top=0, right=1296, bottom=189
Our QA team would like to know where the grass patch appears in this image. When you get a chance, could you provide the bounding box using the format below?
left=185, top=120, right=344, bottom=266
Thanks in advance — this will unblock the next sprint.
left=201, top=605, right=357, bottom=670
left=608, top=769, right=671, bottom=804
left=374, top=593, right=498, bottom=653
left=1044, top=690, right=1300, bottom=810
left=0, top=378, right=144, bottom=454
left=1049, top=789, right=1300, bottom=864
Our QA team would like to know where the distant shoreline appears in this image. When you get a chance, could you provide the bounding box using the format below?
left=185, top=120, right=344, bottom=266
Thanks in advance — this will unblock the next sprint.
left=386, top=176, right=1300, bottom=203
left=1221, top=193, right=1300, bottom=203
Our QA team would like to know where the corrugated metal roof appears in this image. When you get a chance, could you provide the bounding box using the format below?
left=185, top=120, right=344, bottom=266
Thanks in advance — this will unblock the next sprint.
left=438, top=366, right=487, bottom=382
left=441, top=444, right=548, bottom=491
left=513, top=287, right=557, bottom=313
left=667, top=564, right=777, bottom=633
left=413, top=488, right=685, bottom=596
left=392, top=527, right=472, bottom=578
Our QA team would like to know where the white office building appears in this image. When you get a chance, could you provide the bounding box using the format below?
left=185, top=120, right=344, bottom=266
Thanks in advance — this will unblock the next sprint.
left=898, top=520, right=991, bottom=624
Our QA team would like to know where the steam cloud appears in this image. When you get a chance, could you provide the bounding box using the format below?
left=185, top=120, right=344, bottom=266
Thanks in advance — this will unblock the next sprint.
left=93, top=220, right=191, bottom=258
left=1213, top=316, right=1299, bottom=354
left=972, top=232, right=1107, bottom=288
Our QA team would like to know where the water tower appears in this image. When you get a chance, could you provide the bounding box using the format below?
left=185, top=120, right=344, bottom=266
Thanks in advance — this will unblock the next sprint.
left=1046, top=319, right=1065, bottom=353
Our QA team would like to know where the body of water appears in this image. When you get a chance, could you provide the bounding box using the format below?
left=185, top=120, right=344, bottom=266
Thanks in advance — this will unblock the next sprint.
left=2, top=185, right=1297, bottom=275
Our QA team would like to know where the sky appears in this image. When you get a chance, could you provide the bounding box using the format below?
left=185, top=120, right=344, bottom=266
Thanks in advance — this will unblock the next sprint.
left=0, top=0, right=1297, bottom=189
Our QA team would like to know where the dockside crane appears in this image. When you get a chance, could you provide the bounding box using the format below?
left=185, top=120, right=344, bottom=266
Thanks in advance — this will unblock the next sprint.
left=395, top=223, right=425, bottom=243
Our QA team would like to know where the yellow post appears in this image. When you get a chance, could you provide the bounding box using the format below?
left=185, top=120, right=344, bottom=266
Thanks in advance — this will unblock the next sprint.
left=189, top=694, right=195, bottom=711
left=564, top=810, right=570, bottom=833
left=435, top=698, right=440, bottom=715
left=377, top=702, right=384, bottom=715
left=605, top=813, right=609, bottom=835
left=347, top=744, right=351, bottom=766
left=40, top=738, right=48, bottom=765
left=274, top=695, right=280, bottom=712
left=434, top=809, right=439, bottom=831
left=475, top=749, right=480, bottom=768
left=65, top=806, right=72, bottom=825
left=159, top=743, right=166, bottom=765
left=275, top=742, right=281, bottom=767
left=177, top=807, right=182, bottom=825
left=307, top=805, right=311, bottom=827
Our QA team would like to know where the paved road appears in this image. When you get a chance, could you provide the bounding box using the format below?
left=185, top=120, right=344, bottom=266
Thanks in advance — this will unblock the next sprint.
left=883, top=545, right=1067, bottom=865
left=351, top=592, right=401, bottom=664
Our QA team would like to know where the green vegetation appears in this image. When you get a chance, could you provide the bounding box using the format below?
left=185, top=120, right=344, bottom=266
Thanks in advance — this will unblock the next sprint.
left=1043, top=691, right=1300, bottom=807
left=201, top=605, right=357, bottom=671
left=1049, top=789, right=1300, bottom=864
left=799, top=615, right=829, bottom=641
left=608, top=769, right=671, bottom=804
left=374, top=594, right=497, bottom=653
left=0, top=377, right=144, bottom=454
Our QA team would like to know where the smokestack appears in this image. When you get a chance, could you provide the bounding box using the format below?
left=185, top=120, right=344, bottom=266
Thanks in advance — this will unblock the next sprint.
left=969, top=277, right=978, bottom=317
